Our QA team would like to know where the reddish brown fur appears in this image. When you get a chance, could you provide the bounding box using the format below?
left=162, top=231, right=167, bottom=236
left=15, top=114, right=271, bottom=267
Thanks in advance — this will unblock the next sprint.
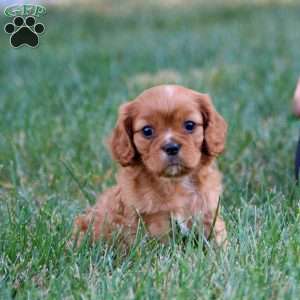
left=74, top=85, right=227, bottom=246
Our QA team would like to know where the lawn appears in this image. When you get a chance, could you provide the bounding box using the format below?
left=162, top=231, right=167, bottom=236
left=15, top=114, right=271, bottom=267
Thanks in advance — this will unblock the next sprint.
left=1, top=1, right=300, bottom=299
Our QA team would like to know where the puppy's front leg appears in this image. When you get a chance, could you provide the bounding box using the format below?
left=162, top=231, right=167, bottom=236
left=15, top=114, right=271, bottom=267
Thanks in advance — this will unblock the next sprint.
left=202, top=192, right=227, bottom=247
left=203, top=213, right=227, bottom=247
left=142, top=212, right=170, bottom=242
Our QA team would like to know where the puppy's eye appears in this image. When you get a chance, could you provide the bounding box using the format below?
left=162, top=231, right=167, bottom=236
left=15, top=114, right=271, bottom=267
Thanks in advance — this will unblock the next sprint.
left=142, top=126, right=154, bottom=138
left=184, top=121, right=196, bottom=133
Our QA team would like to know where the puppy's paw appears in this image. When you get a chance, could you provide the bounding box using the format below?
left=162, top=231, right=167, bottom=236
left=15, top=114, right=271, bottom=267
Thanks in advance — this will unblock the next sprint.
left=72, top=214, right=93, bottom=247
left=215, top=228, right=228, bottom=249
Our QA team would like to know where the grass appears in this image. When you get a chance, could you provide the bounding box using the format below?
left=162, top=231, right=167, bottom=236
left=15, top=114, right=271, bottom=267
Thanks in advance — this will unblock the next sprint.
left=1, top=1, right=300, bottom=299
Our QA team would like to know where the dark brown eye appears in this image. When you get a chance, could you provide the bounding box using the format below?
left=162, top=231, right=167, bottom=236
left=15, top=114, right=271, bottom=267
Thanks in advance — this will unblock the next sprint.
left=142, top=126, right=154, bottom=138
left=184, top=121, right=196, bottom=133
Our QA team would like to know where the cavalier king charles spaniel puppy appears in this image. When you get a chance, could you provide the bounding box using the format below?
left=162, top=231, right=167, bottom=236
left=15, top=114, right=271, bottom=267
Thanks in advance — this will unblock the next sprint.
left=74, top=85, right=227, bottom=247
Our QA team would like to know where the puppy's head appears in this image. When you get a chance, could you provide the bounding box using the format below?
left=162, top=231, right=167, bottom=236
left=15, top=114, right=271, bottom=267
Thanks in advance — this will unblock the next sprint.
left=109, top=85, right=227, bottom=178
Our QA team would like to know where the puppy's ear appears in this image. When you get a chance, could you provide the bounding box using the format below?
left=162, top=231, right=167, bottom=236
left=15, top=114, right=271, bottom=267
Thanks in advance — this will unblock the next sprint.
left=197, top=94, right=227, bottom=156
left=109, top=102, right=137, bottom=166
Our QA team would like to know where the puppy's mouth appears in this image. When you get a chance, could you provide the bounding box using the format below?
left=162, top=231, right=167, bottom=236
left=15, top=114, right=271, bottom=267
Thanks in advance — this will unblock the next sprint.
left=162, top=160, right=189, bottom=178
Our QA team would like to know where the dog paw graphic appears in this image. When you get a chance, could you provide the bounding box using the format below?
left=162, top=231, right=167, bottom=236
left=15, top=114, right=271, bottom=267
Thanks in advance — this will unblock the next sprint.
left=4, top=16, right=45, bottom=48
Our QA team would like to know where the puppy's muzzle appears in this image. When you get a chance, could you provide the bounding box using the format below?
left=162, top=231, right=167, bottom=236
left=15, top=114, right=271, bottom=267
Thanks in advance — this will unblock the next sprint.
left=161, top=142, right=181, bottom=156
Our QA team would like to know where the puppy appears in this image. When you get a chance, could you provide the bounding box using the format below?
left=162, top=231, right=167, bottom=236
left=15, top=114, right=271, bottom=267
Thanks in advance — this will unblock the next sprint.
left=74, top=85, right=227, bottom=247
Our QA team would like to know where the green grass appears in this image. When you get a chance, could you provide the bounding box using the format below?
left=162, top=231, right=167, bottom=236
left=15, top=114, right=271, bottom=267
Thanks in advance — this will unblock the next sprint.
left=1, top=1, right=300, bottom=299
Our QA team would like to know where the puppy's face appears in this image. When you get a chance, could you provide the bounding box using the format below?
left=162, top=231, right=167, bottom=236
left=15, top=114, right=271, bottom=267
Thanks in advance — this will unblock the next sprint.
left=110, top=85, right=227, bottom=178
left=132, top=91, right=204, bottom=177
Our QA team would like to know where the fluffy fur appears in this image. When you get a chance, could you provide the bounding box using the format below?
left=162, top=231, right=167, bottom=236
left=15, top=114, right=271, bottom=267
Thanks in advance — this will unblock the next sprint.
left=74, top=85, right=227, bottom=246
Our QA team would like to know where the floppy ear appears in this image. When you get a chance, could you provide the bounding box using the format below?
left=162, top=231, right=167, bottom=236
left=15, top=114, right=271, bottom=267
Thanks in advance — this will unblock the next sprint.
left=109, top=102, right=137, bottom=166
left=197, top=94, right=227, bottom=156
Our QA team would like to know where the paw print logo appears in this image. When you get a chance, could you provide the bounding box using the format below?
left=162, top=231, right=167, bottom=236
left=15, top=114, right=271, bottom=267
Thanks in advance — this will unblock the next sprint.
left=4, top=16, right=45, bottom=48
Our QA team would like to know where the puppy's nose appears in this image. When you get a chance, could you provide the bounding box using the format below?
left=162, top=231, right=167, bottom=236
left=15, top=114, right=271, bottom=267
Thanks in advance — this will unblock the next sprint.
left=162, top=143, right=181, bottom=156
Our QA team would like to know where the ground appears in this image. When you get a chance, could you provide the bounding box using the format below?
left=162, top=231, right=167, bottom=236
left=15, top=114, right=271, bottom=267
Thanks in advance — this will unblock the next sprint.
left=1, top=1, right=300, bottom=299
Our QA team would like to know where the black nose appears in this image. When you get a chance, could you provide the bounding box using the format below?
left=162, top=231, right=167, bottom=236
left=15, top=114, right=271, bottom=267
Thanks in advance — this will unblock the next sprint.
left=162, top=143, right=181, bottom=156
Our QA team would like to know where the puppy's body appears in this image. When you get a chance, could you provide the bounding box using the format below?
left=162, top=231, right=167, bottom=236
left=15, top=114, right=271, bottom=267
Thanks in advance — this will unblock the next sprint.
left=75, top=85, right=227, bottom=246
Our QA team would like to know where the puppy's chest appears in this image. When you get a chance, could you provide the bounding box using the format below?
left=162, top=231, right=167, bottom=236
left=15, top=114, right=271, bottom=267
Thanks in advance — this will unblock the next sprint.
left=134, top=177, right=203, bottom=217
left=171, top=178, right=203, bottom=235
left=168, top=177, right=202, bottom=213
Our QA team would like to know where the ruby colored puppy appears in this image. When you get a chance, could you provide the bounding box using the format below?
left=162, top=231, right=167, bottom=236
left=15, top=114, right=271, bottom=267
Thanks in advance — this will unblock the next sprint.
left=74, top=85, right=227, bottom=246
